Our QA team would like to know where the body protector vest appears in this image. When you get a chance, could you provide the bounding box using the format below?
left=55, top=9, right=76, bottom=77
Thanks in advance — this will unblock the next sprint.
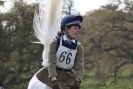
left=56, top=35, right=77, bottom=69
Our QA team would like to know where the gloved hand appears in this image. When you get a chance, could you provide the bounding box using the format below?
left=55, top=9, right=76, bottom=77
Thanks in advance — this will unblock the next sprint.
left=52, top=80, right=60, bottom=89
left=70, top=80, right=81, bottom=89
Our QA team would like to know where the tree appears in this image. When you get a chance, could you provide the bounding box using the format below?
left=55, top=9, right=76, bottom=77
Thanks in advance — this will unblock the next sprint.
left=0, top=0, right=5, bottom=5
left=105, top=0, right=133, bottom=23
left=0, top=1, right=42, bottom=89
left=63, top=0, right=79, bottom=15
left=79, top=1, right=133, bottom=86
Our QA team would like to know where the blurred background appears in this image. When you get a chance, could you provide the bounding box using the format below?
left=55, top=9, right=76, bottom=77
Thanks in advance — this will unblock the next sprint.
left=0, top=0, right=133, bottom=89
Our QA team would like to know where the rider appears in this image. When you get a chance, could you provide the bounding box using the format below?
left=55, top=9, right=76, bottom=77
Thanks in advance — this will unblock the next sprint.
left=28, top=15, right=84, bottom=89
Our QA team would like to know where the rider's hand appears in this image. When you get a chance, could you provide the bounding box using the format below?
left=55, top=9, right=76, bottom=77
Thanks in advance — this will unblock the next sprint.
left=70, top=80, right=81, bottom=89
left=52, top=77, right=60, bottom=89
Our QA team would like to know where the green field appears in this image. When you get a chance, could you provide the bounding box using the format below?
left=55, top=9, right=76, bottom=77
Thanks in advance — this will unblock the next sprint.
left=81, top=66, right=133, bottom=89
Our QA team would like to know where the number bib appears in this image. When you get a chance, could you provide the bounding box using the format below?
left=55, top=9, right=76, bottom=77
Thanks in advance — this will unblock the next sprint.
left=56, top=37, right=77, bottom=69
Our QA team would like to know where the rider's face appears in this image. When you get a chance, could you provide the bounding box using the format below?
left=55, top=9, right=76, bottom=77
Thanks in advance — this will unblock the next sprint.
left=66, top=26, right=80, bottom=39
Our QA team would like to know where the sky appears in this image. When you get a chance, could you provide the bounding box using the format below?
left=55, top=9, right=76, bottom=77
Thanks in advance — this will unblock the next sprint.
left=74, top=0, right=109, bottom=15
left=0, top=0, right=109, bottom=15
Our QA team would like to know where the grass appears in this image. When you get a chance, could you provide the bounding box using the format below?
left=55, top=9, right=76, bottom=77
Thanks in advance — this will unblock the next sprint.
left=80, top=68, right=133, bottom=89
